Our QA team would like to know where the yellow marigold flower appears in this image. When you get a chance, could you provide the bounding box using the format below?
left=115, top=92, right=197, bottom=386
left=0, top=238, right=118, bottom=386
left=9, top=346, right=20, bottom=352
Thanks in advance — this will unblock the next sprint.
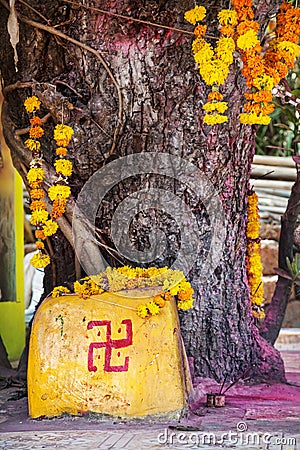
left=203, top=113, right=228, bottom=125
left=24, top=139, right=41, bottom=152
left=24, top=96, right=41, bottom=113
left=203, top=101, right=228, bottom=114
left=194, top=24, right=207, bottom=37
left=73, top=278, right=103, bottom=299
left=247, top=221, right=260, bottom=240
left=240, top=112, right=271, bottom=125
left=252, top=74, right=275, bottom=91
left=237, top=29, right=260, bottom=50
left=30, top=209, right=49, bottom=226
left=43, top=219, right=59, bottom=237
left=177, top=298, right=194, bottom=310
left=54, top=124, right=74, bottom=147
left=30, top=251, right=50, bottom=269
left=277, top=41, right=300, bottom=57
left=252, top=308, right=265, bottom=319
left=30, top=116, right=42, bottom=126
left=52, top=286, right=71, bottom=297
left=48, top=184, right=71, bottom=200
left=192, top=37, right=207, bottom=54
left=146, top=301, right=160, bottom=316
left=27, top=167, right=45, bottom=185
left=29, top=126, right=44, bottom=139
left=194, top=43, right=214, bottom=63
left=54, top=159, right=73, bottom=177
left=36, top=241, right=45, bottom=250
left=217, top=36, right=235, bottom=54
left=56, top=147, right=68, bottom=156
left=30, top=188, right=44, bottom=199
left=137, top=304, right=149, bottom=319
left=184, top=5, right=206, bottom=25
left=200, top=60, right=230, bottom=85
left=218, top=9, right=238, bottom=26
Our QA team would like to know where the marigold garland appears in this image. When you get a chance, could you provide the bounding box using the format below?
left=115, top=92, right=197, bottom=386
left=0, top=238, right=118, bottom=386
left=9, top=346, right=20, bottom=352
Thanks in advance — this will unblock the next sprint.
left=232, top=0, right=300, bottom=125
left=52, top=266, right=194, bottom=318
left=246, top=190, right=265, bottom=319
left=50, top=124, right=74, bottom=220
left=24, top=96, right=53, bottom=269
left=185, top=6, right=237, bottom=125
left=186, top=1, right=300, bottom=125
left=24, top=96, right=74, bottom=269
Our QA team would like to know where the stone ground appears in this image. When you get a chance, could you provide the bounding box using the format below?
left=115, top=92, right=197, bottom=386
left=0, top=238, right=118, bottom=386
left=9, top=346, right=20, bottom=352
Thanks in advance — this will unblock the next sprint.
left=0, top=337, right=299, bottom=449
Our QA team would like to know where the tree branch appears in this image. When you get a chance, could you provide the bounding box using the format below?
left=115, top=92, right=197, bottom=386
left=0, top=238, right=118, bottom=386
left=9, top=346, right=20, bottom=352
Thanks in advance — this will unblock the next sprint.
left=260, top=169, right=300, bottom=344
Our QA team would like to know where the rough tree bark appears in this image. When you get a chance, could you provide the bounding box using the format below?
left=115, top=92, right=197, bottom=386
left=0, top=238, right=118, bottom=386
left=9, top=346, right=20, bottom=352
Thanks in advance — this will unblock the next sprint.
left=0, top=0, right=285, bottom=382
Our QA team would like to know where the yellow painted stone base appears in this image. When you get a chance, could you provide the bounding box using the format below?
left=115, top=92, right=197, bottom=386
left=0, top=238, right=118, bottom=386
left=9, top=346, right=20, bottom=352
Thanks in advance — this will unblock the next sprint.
left=28, top=288, right=191, bottom=420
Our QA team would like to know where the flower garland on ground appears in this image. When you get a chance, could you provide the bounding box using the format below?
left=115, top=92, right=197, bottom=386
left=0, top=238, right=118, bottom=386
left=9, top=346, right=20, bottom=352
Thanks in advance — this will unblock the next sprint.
left=24, top=96, right=74, bottom=269
left=185, top=6, right=237, bottom=125
left=246, top=190, right=265, bottom=319
left=24, top=96, right=56, bottom=269
left=185, top=2, right=300, bottom=126
left=52, top=266, right=194, bottom=319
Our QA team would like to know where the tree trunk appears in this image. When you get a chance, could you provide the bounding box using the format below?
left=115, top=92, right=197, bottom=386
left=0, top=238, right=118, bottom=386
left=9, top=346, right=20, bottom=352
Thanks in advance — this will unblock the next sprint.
left=0, top=0, right=285, bottom=382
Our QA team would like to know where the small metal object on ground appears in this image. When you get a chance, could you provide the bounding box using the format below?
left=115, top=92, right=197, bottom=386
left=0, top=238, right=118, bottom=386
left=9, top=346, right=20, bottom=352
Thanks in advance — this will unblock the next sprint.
left=206, top=393, right=225, bottom=407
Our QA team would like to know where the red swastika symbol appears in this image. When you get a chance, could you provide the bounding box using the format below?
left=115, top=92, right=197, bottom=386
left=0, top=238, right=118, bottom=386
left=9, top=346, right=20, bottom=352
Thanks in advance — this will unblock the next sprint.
left=87, top=319, right=133, bottom=372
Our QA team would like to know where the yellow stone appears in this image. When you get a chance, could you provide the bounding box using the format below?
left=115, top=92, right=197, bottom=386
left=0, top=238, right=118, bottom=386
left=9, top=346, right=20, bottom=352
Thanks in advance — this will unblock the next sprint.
left=28, top=288, right=192, bottom=420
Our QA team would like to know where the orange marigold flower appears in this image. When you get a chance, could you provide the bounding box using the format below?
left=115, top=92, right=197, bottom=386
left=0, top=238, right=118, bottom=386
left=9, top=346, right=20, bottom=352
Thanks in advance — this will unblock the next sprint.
left=280, top=2, right=292, bottom=13
left=36, top=241, right=45, bottom=250
left=245, top=91, right=273, bottom=103
left=220, top=25, right=235, bottom=37
left=207, top=91, right=223, bottom=101
left=29, top=126, right=44, bottom=139
left=194, top=24, right=207, bottom=37
left=56, top=147, right=68, bottom=156
left=274, top=61, right=288, bottom=79
left=154, top=295, right=166, bottom=308
left=236, top=19, right=259, bottom=35
left=178, top=287, right=194, bottom=301
left=30, top=188, right=44, bottom=199
left=35, top=229, right=46, bottom=240
left=163, top=292, right=172, bottom=301
left=30, top=116, right=42, bottom=126
left=51, top=197, right=67, bottom=219
left=29, top=200, right=47, bottom=211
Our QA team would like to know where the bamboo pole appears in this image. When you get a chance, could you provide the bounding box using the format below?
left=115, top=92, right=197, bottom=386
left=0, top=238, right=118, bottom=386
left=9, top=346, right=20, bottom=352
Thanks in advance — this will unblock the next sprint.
left=251, top=164, right=296, bottom=181
left=253, top=155, right=294, bottom=167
